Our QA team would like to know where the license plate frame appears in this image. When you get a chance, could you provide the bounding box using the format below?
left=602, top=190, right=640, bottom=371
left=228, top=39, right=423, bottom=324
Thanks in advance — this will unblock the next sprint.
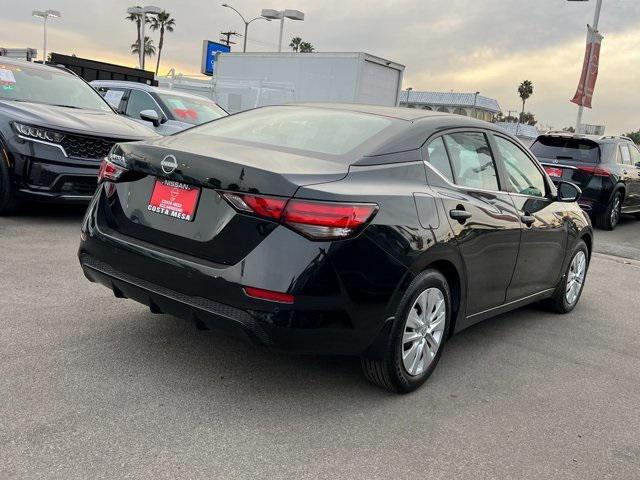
left=147, top=179, right=201, bottom=222
left=544, top=166, right=563, bottom=178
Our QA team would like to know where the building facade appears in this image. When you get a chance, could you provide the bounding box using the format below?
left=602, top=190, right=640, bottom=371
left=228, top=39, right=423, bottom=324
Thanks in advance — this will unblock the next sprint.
left=399, top=90, right=501, bottom=122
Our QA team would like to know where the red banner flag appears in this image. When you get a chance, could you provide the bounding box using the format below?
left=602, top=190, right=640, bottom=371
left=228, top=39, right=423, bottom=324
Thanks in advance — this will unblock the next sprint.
left=571, top=25, right=604, bottom=109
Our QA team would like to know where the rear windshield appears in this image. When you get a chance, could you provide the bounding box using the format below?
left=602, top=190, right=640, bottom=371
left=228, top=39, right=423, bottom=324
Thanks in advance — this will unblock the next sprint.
left=184, top=106, right=393, bottom=156
left=530, top=136, right=600, bottom=163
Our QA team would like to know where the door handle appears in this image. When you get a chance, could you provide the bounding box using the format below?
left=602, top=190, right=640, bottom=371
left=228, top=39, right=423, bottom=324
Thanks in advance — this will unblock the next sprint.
left=449, top=209, right=472, bottom=222
left=521, top=214, right=536, bottom=226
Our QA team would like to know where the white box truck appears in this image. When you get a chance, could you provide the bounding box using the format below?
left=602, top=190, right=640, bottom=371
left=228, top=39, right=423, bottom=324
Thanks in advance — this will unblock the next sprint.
left=213, top=52, right=405, bottom=113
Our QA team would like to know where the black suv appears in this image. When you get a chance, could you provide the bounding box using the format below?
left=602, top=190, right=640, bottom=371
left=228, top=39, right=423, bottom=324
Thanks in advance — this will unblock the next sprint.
left=531, top=132, right=640, bottom=230
left=0, top=58, right=157, bottom=214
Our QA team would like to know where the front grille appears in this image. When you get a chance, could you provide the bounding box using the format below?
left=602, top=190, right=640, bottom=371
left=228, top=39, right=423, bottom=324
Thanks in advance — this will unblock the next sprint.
left=60, top=134, right=123, bottom=160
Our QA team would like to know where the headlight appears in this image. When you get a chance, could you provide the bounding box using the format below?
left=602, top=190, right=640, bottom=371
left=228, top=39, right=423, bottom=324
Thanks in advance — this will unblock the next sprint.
left=13, top=123, right=65, bottom=143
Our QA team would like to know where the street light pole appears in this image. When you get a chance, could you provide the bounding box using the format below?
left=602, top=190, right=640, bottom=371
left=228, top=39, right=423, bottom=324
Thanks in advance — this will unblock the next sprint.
left=261, top=9, right=305, bottom=52
left=574, top=0, right=603, bottom=134
left=473, top=91, right=480, bottom=118
left=222, top=4, right=270, bottom=53
left=406, top=87, right=413, bottom=107
left=32, top=10, right=61, bottom=63
left=127, top=5, right=162, bottom=70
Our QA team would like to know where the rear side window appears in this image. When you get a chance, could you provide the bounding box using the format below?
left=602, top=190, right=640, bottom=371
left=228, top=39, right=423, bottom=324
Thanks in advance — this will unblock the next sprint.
left=495, top=136, right=546, bottom=197
left=443, top=132, right=499, bottom=191
left=530, top=136, right=600, bottom=163
left=425, top=137, right=454, bottom=183
left=187, top=106, right=393, bottom=156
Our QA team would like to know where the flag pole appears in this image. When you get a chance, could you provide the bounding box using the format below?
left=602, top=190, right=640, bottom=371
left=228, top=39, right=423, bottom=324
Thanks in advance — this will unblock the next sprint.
left=575, top=0, right=602, bottom=133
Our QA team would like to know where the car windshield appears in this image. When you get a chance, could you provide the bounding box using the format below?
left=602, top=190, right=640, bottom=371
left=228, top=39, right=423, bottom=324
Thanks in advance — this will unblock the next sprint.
left=0, top=62, right=112, bottom=112
left=159, top=93, right=227, bottom=125
left=530, top=136, right=600, bottom=163
left=184, top=106, right=393, bottom=156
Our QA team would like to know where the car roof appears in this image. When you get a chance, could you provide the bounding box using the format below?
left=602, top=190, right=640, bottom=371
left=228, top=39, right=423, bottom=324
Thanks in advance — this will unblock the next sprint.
left=0, top=57, right=73, bottom=75
left=293, top=102, right=456, bottom=121
left=266, top=103, right=522, bottom=160
left=90, top=80, right=210, bottom=101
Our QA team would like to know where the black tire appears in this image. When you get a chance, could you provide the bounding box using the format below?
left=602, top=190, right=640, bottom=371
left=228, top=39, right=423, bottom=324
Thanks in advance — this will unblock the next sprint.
left=544, top=240, right=589, bottom=314
left=361, top=269, right=451, bottom=393
left=0, top=146, right=20, bottom=215
left=595, top=190, right=622, bottom=230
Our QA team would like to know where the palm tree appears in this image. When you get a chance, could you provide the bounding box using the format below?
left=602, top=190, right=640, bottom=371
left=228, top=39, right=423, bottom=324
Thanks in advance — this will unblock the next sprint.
left=150, top=11, right=175, bottom=76
left=518, top=80, right=534, bottom=122
left=289, top=37, right=302, bottom=52
left=131, top=36, right=156, bottom=61
left=299, top=42, right=314, bottom=53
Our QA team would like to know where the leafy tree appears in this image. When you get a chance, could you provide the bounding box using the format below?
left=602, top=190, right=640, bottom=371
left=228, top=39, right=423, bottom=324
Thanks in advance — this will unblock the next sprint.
left=624, top=129, right=640, bottom=145
left=299, top=42, right=314, bottom=53
left=131, top=36, right=156, bottom=60
left=519, top=112, right=537, bottom=126
left=289, top=37, right=302, bottom=52
left=150, top=11, right=175, bottom=76
left=518, top=80, right=534, bottom=122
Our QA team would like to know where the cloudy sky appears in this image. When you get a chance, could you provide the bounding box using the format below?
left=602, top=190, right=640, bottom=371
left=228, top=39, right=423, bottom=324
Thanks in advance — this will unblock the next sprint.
left=2, top=0, right=639, bottom=133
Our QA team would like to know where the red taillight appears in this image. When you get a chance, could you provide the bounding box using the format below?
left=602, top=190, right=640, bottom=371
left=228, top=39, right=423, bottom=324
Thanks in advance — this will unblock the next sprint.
left=220, top=191, right=378, bottom=240
left=221, top=192, right=287, bottom=220
left=243, top=286, right=294, bottom=304
left=98, top=157, right=128, bottom=183
left=577, top=165, right=612, bottom=177
left=282, top=200, right=378, bottom=239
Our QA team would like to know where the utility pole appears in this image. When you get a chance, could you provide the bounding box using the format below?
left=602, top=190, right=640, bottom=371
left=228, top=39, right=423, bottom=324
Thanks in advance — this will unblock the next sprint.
left=219, top=31, right=240, bottom=46
left=575, top=0, right=603, bottom=134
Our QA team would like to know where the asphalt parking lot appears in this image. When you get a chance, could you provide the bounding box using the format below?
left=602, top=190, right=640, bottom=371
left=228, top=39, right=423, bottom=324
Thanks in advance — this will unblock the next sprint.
left=1, top=206, right=639, bottom=480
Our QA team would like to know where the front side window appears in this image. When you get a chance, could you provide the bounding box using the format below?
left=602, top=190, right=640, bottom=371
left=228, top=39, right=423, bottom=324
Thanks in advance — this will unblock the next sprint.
left=0, top=62, right=112, bottom=112
left=425, top=137, right=454, bottom=183
left=628, top=144, right=640, bottom=166
left=495, top=136, right=546, bottom=197
left=443, top=132, right=499, bottom=191
left=619, top=144, right=632, bottom=165
left=125, top=90, right=161, bottom=120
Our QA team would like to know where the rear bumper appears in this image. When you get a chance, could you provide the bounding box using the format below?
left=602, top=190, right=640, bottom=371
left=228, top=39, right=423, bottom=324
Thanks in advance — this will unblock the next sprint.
left=78, top=190, right=406, bottom=356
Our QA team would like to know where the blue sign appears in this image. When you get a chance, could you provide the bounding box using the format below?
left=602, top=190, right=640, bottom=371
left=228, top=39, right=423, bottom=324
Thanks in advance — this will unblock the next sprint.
left=201, top=40, right=231, bottom=76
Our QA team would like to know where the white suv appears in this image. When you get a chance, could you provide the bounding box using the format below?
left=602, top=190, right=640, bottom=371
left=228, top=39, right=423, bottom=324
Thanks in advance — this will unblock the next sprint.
left=91, top=81, right=227, bottom=135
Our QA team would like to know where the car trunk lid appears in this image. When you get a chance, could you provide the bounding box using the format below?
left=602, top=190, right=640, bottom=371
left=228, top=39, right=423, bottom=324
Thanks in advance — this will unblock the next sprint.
left=100, top=136, right=349, bottom=265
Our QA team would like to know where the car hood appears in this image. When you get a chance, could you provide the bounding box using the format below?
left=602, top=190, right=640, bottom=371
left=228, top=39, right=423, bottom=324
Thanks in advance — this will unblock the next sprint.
left=0, top=100, right=158, bottom=140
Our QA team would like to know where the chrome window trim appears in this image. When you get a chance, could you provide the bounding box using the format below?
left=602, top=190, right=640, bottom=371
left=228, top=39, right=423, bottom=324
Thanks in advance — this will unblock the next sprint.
left=17, top=135, right=68, bottom=157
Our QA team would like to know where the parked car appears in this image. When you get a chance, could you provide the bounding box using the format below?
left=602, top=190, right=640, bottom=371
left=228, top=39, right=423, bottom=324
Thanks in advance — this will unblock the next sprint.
left=91, top=81, right=227, bottom=135
left=79, top=105, right=592, bottom=393
left=0, top=58, right=157, bottom=214
left=531, top=132, right=640, bottom=230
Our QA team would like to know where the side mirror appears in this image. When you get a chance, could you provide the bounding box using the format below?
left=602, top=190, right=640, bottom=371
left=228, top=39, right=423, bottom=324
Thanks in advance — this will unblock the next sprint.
left=556, top=181, right=582, bottom=203
left=139, top=109, right=161, bottom=127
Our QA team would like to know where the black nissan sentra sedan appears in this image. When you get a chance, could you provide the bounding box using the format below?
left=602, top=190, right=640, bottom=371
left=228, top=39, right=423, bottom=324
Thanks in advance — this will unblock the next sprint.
left=79, top=104, right=592, bottom=393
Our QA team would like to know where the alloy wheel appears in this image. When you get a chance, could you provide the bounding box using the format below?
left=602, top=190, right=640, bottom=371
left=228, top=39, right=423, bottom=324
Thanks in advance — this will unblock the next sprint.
left=402, top=287, right=446, bottom=376
left=566, top=251, right=587, bottom=305
left=610, top=196, right=621, bottom=227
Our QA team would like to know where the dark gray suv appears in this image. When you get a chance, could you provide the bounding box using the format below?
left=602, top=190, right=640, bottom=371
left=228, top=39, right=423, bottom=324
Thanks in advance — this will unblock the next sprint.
left=531, top=132, right=640, bottom=230
left=0, top=58, right=157, bottom=214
